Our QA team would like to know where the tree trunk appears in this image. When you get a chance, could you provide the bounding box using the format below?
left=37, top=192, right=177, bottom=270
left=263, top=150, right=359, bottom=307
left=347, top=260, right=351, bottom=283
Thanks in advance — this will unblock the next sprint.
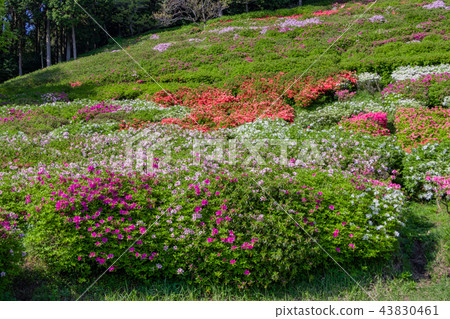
left=46, top=15, right=51, bottom=67
left=66, top=33, right=71, bottom=61
left=246, top=3, right=249, bottom=13
left=18, top=39, right=23, bottom=76
left=298, top=0, right=303, bottom=6
left=58, top=28, right=62, bottom=63
left=17, top=15, right=23, bottom=76
left=35, top=25, right=39, bottom=55
left=72, top=24, right=77, bottom=60
left=40, top=44, right=44, bottom=69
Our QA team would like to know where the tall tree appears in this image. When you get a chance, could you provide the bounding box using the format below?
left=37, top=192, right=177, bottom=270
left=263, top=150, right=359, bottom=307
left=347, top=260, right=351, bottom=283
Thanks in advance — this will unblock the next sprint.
left=5, top=0, right=30, bottom=75
left=45, top=7, right=50, bottom=66
left=154, top=0, right=229, bottom=29
left=48, top=0, right=83, bottom=60
left=239, top=0, right=256, bottom=13
left=113, top=0, right=157, bottom=36
left=0, top=1, right=13, bottom=52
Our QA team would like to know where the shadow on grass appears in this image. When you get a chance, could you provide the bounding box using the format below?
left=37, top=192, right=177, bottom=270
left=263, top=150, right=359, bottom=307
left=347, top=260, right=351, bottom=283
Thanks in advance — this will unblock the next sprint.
left=4, top=203, right=445, bottom=301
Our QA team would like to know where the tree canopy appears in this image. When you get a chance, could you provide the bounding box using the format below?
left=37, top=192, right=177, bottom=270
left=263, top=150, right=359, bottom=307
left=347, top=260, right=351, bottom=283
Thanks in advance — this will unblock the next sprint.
left=0, top=0, right=307, bottom=82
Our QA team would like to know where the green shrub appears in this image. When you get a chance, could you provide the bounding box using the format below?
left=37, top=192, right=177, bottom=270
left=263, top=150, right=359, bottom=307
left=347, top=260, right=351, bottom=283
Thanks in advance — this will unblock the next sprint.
left=16, top=168, right=406, bottom=287
left=402, top=141, right=450, bottom=199
left=395, top=107, right=450, bottom=151
left=0, top=210, right=25, bottom=292
left=428, top=80, right=450, bottom=107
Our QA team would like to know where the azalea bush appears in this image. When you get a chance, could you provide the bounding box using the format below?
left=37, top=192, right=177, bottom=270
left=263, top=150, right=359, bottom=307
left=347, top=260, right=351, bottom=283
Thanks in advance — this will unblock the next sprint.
left=356, top=72, right=382, bottom=94
left=294, top=100, right=384, bottom=130
left=40, top=92, right=69, bottom=103
left=230, top=125, right=402, bottom=181
left=339, top=113, right=390, bottom=137
left=289, top=129, right=402, bottom=180
left=402, top=141, right=450, bottom=199
left=380, top=94, right=423, bottom=115
left=0, top=109, right=41, bottom=125
left=382, top=73, right=450, bottom=107
left=0, top=210, right=25, bottom=292
left=72, top=102, right=122, bottom=123
left=0, top=110, right=69, bottom=136
left=150, top=71, right=356, bottom=131
left=391, top=64, right=450, bottom=81
left=395, top=107, right=450, bottom=151
left=15, top=168, right=405, bottom=288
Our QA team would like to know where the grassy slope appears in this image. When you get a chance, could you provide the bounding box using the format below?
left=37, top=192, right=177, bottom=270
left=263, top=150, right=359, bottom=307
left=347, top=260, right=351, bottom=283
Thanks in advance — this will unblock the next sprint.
left=0, top=0, right=449, bottom=104
left=0, top=0, right=449, bottom=301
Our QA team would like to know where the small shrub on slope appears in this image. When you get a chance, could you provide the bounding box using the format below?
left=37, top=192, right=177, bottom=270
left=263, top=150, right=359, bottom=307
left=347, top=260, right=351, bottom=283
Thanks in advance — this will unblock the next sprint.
left=0, top=210, right=24, bottom=292
left=382, top=73, right=450, bottom=107
left=402, top=141, right=450, bottom=199
left=339, top=113, right=390, bottom=137
left=395, top=107, right=450, bottom=152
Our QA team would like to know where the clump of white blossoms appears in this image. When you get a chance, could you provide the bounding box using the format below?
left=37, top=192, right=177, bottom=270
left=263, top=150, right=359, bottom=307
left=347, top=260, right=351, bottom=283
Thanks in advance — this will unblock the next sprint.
left=443, top=96, right=450, bottom=107
left=295, top=100, right=384, bottom=129
left=391, top=64, right=450, bottom=81
left=357, top=72, right=382, bottom=93
left=231, top=118, right=290, bottom=140
left=381, top=94, right=424, bottom=114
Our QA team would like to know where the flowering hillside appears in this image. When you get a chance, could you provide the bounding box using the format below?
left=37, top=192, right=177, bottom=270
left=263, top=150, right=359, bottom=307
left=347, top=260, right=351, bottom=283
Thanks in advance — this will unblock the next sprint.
left=0, top=0, right=449, bottom=301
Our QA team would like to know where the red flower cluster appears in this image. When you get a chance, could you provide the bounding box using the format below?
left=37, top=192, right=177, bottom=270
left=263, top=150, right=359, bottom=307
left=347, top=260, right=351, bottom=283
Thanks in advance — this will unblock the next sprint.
left=70, top=81, right=83, bottom=88
left=395, top=107, right=450, bottom=152
left=312, top=10, right=339, bottom=16
left=151, top=71, right=356, bottom=131
left=281, top=14, right=303, bottom=19
left=283, top=71, right=356, bottom=107
left=253, top=16, right=280, bottom=21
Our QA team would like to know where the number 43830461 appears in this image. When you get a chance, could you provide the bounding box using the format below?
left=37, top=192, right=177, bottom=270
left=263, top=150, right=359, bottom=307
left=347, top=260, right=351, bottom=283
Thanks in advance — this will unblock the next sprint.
left=379, top=305, right=438, bottom=316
